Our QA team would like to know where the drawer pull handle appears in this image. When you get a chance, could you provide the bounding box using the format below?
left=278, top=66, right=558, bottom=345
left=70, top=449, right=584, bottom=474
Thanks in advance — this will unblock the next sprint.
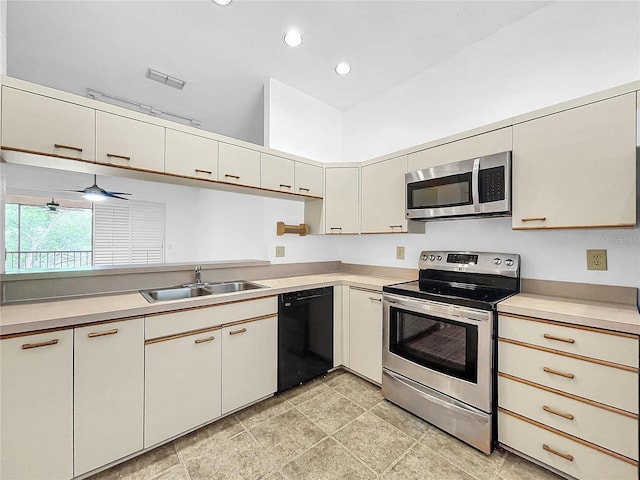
left=298, top=187, right=310, bottom=192
left=88, top=328, right=118, bottom=338
left=543, top=367, right=575, bottom=379
left=543, top=333, right=575, bottom=344
left=194, top=336, right=215, bottom=344
left=330, top=227, right=342, bottom=231
left=543, top=405, right=575, bottom=420
left=389, top=225, right=403, bottom=229
left=195, top=169, right=213, bottom=175
left=22, top=339, right=59, bottom=350
left=543, top=444, right=574, bottom=462
left=279, top=184, right=292, bottom=189
left=107, top=153, right=131, bottom=161
left=521, top=217, right=546, bottom=222
left=54, top=143, right=83, bottom=153
left=369, top=297, right=382, bottom=302
left=224, top=174, right=240, bottom=180
left=229, top=328, right=247, bottom=336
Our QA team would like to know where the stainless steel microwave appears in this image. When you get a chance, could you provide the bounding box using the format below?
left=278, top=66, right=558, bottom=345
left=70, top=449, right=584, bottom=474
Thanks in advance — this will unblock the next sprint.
left=405, top=151, right=511, bottom=220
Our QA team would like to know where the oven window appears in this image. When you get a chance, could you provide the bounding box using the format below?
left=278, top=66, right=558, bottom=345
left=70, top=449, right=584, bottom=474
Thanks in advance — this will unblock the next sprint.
left=408, top=172, right=472, bottom=209
left=389, top=308, right=478, bottom=383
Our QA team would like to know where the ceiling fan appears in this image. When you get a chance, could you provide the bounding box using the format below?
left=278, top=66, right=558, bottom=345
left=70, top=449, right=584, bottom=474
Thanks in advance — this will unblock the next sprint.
left=44, top=198, right=60, bottom=213
left=65, top=175, right=132, bottom=201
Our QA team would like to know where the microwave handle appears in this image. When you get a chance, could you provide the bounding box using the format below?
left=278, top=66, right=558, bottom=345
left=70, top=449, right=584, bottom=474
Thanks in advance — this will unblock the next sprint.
left=471, top=158, right=480, bottom=212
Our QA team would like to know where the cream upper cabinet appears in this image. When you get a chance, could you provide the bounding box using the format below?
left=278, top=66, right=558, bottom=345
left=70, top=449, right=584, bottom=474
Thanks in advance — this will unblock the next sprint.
left=1, top=330, right=74, bottom=480
left=74, top=318, right=144, bottom=476
left=165, top=128, right=218, bottom=180
left=361, top=155, right=408, bottom=233
left=261, top=152, right=294, bottom=193
left=2, top=86, right=95, bottom=161
left=221, top=315, right=278, bottom=414
left=96, top=111, right=165, bottom=172
left=348, top=288, right=383, bottom=384
left=218, top=142, right=261, bottom=188
left=295, top=162, right=323, bottom=197
left=408, top=127, right=512, bottom=171
left=325, top=167, right=359, bottom=234
left=512, top=93, right=636, bottom=229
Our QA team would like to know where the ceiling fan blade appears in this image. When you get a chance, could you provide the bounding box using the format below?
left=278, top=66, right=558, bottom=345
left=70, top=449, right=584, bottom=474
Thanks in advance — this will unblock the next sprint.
left=106, top=193, right=129, bottom=200
left=105, top=191, right=132, bottom=196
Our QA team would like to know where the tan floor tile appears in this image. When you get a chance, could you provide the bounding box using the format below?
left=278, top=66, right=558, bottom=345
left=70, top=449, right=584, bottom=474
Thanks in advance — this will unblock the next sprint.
left=278, top=377, right=331, bottom=405
left=420, top=428, right=505, bottom=480
left=181, top=431, right=275, bottom=480
left=263, top=471, right=287, bottom=480
left=297, top=389, right=365, bottom=434
left=370, top=400, right=431, bottom=440
left=282, top=438, right=376, bottom=480
left=333, top=375, right=384, bottom=410
left=174, top=415, right=244, bottom=458
left=496, top=452, right=564, bottom=480
left=152, top=463, right=191, bottom=480
left=333, top=412, right=414, bottom=473
left=382, top=442, right=475, bottom=480
left=235, top=394, right=294, bottom=430
left=90, top=443, right=180, bottom=480
left=321, top=368, right=355, bottom=387
left=250, top=409, right=327, bottom=467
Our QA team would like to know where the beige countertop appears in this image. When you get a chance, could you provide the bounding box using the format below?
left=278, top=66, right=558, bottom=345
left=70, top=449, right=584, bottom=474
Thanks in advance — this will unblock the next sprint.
left=498, top=293, right=640, bottom=335
left=0, top=273, right=402, bottom=336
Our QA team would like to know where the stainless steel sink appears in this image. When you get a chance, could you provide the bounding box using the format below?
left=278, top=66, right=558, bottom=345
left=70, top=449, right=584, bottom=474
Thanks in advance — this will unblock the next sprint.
left=140, top=280, right=267, bottom=303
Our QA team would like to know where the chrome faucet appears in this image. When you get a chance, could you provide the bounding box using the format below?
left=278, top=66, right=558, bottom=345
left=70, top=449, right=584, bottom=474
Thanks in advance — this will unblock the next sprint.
left=194, top=265, right=202, bottom=284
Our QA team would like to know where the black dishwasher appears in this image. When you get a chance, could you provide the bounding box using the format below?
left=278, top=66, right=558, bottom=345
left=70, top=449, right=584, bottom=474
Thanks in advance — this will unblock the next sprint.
left=278, top=286, right=333, bottom=392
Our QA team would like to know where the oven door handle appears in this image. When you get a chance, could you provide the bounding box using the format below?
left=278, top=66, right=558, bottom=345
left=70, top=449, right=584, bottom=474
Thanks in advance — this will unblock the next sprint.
left=383, top=294, right=490, bottom=324
left=471, top=157, right=481, bottom=212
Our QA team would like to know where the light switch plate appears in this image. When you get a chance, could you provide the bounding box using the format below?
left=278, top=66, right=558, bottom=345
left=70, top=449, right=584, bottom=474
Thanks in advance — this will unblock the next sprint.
left=586, top=249, right=607, bottom=270
left=396, top=246, right=405, bottom=260
left=275, top=246, right=285, bottom=257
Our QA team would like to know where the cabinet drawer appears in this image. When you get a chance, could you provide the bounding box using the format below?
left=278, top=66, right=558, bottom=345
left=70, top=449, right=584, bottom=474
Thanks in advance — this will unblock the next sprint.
left=146, top=296, right=277, bottom=339
left=498, top=340, right=638, bottom=413
left=499, top=314, right=639, bottom=368
left=498, top=375, right=638, bottom=460
left=499, top=410, right=637, bottom=480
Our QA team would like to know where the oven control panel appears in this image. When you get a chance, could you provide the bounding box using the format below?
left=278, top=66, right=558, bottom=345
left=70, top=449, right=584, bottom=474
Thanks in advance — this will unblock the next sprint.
left=419, top=251, right=519, bottom=277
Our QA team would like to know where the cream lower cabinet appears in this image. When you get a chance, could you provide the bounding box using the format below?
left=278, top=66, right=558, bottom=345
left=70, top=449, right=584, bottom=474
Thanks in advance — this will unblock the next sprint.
left=498, top=313, right=639, bottom=480
left=165, top=128, right=218, bottom=180
left=0, top=330, right=74, bottom=480
left=348, top=288, right=383, bottom=384
left=218, top=142, right=261, bottom=188
left=221, top=315, right=278, bottom=414
left=74, top=318, right=144, bottom=476
left=512, top=92, right=636, bottom=229
left=261, top=153, right=294, bottom=193
left=324, top=166, right=359, bottom=234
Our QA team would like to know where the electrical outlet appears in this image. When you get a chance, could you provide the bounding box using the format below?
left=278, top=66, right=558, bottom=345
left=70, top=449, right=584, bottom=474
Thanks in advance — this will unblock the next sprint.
left=396, top=246, right=405, bottom=260
left=275, top=246, right=285, bottom=257
left=586, top=249, right=607, bottom=270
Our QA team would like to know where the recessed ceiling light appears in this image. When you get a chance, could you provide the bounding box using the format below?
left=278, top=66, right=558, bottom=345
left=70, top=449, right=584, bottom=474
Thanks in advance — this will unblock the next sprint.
left=212, top=0, right=233, bottom=6
left=283, top=30, right=303, bottom=47
left=335, top=62, right=351, bottom=75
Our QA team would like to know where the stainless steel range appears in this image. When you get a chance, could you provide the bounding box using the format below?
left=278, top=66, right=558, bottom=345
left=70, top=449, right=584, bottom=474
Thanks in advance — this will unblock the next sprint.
left=382, top=251, right=520, bottom=454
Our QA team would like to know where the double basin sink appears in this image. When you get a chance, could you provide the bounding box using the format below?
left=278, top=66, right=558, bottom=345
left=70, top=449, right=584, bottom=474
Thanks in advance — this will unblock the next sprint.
left=140, top=280, right=267, bottom=303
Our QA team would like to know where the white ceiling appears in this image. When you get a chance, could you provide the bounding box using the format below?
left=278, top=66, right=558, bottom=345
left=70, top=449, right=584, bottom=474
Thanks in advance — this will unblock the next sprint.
left=7, top=0, right=549, bottom=144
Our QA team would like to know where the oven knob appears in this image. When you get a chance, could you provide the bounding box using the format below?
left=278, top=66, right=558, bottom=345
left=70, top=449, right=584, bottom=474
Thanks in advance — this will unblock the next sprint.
left=505, top=258, right=514, bottom=267
left=421, top=254, right=428, bottom=261
left=493, top=257, right=502, bottom=265
left=429, top=255, right=436, bottom=261
left=436, top=255, right=442, bottom=261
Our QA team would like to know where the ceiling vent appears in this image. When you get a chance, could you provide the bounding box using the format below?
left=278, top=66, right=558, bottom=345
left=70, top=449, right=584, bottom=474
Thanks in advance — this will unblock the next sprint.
left=145, top=68, right=186, bottom=90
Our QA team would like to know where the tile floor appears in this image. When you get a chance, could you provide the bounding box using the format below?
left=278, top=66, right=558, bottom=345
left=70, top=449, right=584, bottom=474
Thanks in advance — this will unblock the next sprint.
left=90, top=370, right=563, bottom=480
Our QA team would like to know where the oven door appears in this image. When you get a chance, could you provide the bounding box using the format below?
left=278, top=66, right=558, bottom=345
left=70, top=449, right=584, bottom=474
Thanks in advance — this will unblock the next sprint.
left=382, top=293, right=494, bottom=412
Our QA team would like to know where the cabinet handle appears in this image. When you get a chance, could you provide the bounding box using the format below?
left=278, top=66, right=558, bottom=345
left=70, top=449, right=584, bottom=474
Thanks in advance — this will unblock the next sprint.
left=543, top=333, right=575, bottom=344
left=369, top=297, right=382, bottom=302
left=330, top=227, right=342, bottom=231
left=21, top=339, right=59, bottom=350
left=543, top=367, right=575, bottom=379
left=195, top=169, right=213, bottom=175
left=543, top=444, right=574, bottom=462
left=229, top=328, right=247, bottom=336
left=389, top=225, right=403, bottom=229
left=298, top=187, right=310, bottom=192
left=543, top=405, right=575, bottom=420
left=88, top=328, right=118, bottom=338
left=521, top=217, right=546, bottom=222
left=107, top=153, right=131, bottom=161
left=54, top=143, right=83, bottom=153
left=194, top=335, right=215, bottom=344
left=279, top=184, right=292, bottom=189
left=224, top=174, right=240, bottom=180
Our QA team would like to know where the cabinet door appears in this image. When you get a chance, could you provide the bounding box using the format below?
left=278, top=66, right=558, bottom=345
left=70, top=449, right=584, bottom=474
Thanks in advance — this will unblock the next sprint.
left=2, top=86, right=95, bottom=161
left=165, top=128, right=218, bottom=180
left=512, top=93, right=636, bottom=229
left=325, top=167, right=359, bottom=234
left=295, top=162, right=323, bottom=197
left=218, top=142, right=260, bottom=188
left=74, top=319, right=144, bottom=476
left=407, top=127, right=512, bottom=172
left=0, top=330, right=73, bottom=480
left=222, top=315, right=278, bottom=414
left=261, top=153, right=294, bottom=193
left=96, top=111, right=165, bottom=172
left=348, top=289, right=383, bottom=384
left=145, top=327, right=221, bottom=448
left=361, top=156, right=407, bottom=233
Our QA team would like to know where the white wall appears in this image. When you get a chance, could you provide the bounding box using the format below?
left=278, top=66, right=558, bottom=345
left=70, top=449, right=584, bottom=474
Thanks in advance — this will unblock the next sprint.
left=264, top=78, right=342, bottom=163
